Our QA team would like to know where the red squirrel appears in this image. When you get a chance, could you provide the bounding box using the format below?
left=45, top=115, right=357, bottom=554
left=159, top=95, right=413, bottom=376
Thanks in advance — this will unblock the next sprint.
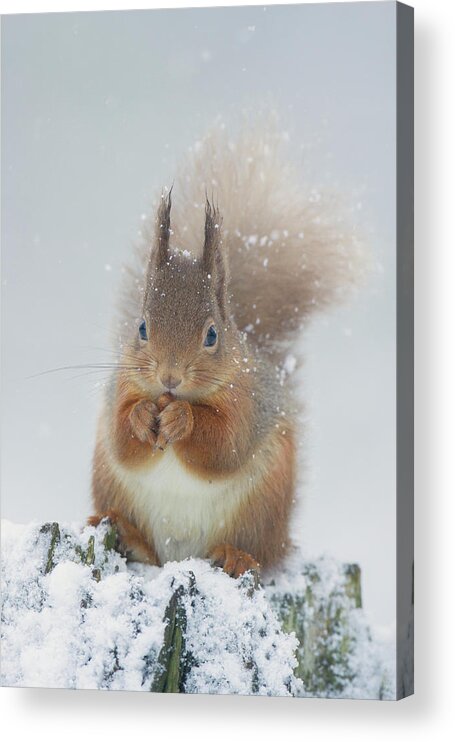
left=88, top=124, right=365, bottom=577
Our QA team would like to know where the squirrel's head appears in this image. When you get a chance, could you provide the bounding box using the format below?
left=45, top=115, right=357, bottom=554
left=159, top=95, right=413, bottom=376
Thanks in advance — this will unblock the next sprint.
left=130, top=192, right=239, bottom=400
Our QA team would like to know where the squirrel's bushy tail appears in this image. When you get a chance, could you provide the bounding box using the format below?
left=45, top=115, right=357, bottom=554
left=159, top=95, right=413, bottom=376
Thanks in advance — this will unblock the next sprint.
left=171, top=118, right=368, bottom=358
left=122, top=118, right=368, bottom=358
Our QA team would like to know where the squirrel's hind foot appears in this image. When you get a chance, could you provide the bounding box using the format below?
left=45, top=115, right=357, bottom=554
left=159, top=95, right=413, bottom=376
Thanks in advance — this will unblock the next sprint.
left=209, top=543, right=260, bottom=580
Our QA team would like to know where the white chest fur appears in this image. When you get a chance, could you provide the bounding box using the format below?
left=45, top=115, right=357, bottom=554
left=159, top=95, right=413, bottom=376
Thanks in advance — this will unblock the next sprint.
left=114, top=448, right=254, bottom=563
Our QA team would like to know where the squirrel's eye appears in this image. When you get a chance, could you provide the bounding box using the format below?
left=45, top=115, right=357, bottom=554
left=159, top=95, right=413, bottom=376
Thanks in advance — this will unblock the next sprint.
left=139, top=320, right=148, bottom=341
left=204, top=324, right=218, bottom=348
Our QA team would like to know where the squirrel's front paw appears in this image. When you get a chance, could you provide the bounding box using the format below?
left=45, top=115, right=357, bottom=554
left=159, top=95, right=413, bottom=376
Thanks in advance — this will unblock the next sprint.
left=155, top=400, right=194, bottom=450
left=129, top=398, right=159, bottom=447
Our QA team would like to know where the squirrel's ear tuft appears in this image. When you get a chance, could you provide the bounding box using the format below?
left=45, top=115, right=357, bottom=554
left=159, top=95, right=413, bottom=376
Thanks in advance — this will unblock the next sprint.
left=203, top=199, right=229, bottom=318
left=203, top=198, right=222, bottom=265
left=155, top=188, right=173, bottom=267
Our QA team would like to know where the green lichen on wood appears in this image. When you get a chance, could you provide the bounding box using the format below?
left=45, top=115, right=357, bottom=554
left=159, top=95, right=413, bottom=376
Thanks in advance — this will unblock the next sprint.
left=150, top=573, right=195, bottom=693
left=39, top=522, right=61, bottom=574
left=268, top=562, right=363, bottom=696
left=237, top=570, right=262, bottom=692
left=37, top=521, right=119, bottom=577
left=84, top=535, right=96, bottom=566
left=102, top=524, right=118, bottom=553
left=344, top=564, right=362, bottom=608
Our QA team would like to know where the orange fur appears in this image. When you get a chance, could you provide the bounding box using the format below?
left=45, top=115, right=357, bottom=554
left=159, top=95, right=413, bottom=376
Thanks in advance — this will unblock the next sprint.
left=92, top=372, right=295, bottom=573
left=224, top=428, right=296, bottom=569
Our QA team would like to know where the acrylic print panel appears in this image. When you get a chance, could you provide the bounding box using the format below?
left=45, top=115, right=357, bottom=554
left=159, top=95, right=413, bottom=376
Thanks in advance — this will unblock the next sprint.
left=0, top=2, right=413, bottom=698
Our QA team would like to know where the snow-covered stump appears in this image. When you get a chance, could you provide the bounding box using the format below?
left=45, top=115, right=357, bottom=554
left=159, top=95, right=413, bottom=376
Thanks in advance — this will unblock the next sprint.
left=1, top=520, right=392, bottom=697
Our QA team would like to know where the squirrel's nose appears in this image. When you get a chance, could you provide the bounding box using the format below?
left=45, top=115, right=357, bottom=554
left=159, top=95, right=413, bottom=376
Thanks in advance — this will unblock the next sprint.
left=159, top=374, right=182, bottom=391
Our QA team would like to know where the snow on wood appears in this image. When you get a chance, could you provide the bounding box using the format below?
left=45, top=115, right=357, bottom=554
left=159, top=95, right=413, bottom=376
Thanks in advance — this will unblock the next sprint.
left=0, top=519, right=393, bottom=698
